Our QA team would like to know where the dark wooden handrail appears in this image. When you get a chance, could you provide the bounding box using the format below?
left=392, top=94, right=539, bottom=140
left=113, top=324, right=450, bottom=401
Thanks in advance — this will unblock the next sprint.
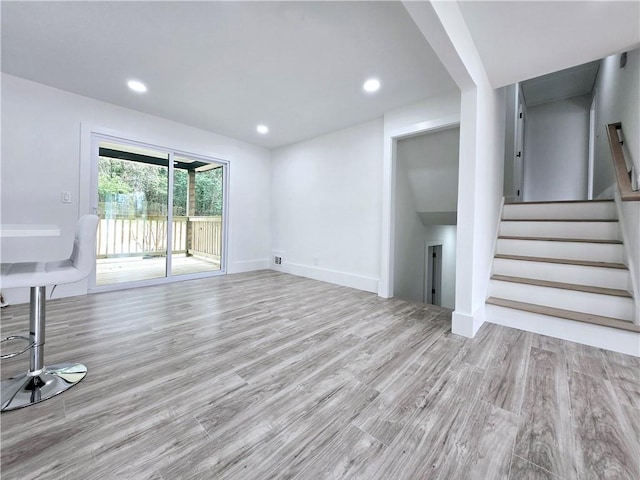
left=606, top=122, right=640, bottom=201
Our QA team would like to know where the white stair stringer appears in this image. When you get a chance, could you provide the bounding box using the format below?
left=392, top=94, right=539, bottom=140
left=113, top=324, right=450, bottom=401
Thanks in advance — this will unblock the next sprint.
left=489, top=278, right=634, bottom=321
left=492, top=257, right=630, bottom=290
left=486, top=303, right=640, bottom=357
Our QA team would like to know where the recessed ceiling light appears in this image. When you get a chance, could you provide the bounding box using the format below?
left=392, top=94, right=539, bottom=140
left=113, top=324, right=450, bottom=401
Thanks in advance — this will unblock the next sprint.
left=363, top=78, right=381, bottom=93
left=257, top=124, right=269, bottom=134
left=127, top=80, right=147, bottom=93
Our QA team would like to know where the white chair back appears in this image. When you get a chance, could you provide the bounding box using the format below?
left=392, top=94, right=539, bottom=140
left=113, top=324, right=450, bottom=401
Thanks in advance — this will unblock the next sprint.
left=69, top=215, right=99, bottom=277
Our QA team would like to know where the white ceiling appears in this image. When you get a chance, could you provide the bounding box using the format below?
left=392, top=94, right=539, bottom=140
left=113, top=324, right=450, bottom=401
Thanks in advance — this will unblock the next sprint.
left=1, top=1, right=456, bottom=149
left=521, top=61, right=600, bottom=107
left=458, top=1, right=640, bottom=88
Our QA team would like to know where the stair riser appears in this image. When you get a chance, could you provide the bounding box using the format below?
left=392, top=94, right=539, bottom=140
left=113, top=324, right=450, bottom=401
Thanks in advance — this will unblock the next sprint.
left=496, top=239, right=624, bottom=263
left=485, top=305, right=640, bottom=356
left=503, top=202, right=616, bottom=220
left=492, top=258, right=630, bottom=290
left=488, top=280, right=634, bottom=320
left=499, top=221, right=621, bottom=241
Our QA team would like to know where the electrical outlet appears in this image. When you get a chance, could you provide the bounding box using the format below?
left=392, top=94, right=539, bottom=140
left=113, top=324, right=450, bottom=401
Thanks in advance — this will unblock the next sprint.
left=61, top=191, right=72, bottom=203
left=274, top=256, right=282, bottom=265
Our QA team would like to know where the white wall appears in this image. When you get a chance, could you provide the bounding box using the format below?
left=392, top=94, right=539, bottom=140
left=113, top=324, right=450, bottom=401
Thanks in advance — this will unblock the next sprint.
left=393, top=157, right=428, bottom=302
left=424, top=224, right=457, bottom=309
left=396, top=127, right=460, bottom=213
left=524, top=94, right=591, bottom=201
left=1, top=74, right=271, bottom=302
left=270, top=119, right=383, bottom=292
left=593, top=49, right=640, bottom=198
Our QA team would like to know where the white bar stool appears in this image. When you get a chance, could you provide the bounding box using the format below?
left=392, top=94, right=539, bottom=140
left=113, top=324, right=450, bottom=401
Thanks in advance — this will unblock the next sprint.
left=0, top=215, right=98, bottom=411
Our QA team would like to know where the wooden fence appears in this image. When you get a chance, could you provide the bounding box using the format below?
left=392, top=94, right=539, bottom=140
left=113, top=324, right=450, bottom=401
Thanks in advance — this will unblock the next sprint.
left=97, top=215, right=222, bottom=260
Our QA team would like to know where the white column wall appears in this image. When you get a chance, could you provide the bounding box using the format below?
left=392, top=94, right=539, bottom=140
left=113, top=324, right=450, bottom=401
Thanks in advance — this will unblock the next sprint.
left=404, top=1, right=506, bottom=337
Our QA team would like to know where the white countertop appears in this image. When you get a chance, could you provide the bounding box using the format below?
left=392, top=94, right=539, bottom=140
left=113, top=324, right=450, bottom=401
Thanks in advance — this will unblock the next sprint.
left=0, top=224, right=61, bottom=238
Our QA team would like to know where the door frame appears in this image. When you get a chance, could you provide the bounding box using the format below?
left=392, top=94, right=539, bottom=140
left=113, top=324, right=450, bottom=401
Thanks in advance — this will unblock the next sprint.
left=379, top=114, right=460, bottom=299
left=514, top=101, right=526, bottom=202
left=87, top=131, right=229, bottom=293
left=424, top=242, right=443, bottom=305
left=588, top=90, right=597, bottom=200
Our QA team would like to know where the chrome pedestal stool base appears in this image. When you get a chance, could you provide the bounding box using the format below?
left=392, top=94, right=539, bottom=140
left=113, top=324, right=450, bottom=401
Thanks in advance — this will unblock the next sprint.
left=1, top=362, right=87, bottom=411
left=1, top=287, right=88, bottom=412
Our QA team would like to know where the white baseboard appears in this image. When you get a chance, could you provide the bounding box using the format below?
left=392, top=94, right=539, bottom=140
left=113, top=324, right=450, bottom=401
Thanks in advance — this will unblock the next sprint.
left=486, top=304, right=640, bottom=357
left=276, top=262, right=379, bottom=293
left=452, top=306, right=485, bottom=337
left=228, top=258, right=271, bottom=274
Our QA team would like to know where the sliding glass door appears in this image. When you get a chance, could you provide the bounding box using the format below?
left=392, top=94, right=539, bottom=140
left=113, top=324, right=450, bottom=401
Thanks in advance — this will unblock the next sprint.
left=91, top=136, right=227, bottom=289
left=171, top=155, right=224, bottom=277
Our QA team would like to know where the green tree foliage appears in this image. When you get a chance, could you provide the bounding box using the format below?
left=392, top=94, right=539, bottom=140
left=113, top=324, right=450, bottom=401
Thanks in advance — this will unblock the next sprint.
left=98, top=159, right=133, bottom=197
left=173, top=169, right=188, bottom=215
left=98, top=158, right=223, bottom=217
left=195, top=168, right=223, bottom=216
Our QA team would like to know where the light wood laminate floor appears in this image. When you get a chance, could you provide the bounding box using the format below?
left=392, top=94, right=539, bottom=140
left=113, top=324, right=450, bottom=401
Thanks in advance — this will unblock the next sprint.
left=1, top=271, right=638, bottom=479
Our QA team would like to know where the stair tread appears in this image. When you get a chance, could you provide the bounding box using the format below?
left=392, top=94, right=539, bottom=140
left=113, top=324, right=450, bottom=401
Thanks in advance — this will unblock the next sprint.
left=491, top=274, right=633, bottom=298
left=501, top=219, right=618, bottom=222
left=504, top=199, right=614, bottom=205
left=498, top=235, right=623, bottom=244
left=494, top=254, right=628, bottom=270
left=486, top=297, right=640, bottom=333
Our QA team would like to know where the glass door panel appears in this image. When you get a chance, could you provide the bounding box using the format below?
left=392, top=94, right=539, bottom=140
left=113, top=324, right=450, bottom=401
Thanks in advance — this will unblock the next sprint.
left=92, top=135, right=227, bottom=291
left=172, top=156, right=224, bottom=276
left=96, top=141, right=169, bottom=286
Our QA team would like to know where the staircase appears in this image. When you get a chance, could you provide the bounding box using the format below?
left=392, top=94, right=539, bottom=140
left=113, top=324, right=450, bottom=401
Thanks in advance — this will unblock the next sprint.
left=485, top=199, right=640, bottom=356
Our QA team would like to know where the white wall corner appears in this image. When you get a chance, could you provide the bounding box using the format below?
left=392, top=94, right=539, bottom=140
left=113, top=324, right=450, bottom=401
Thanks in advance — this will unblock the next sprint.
left=452, top=305, right=486, bottom=337
left=281, top=262, right=379, bottom=294
left=228, top=259, right=270, bottom=274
